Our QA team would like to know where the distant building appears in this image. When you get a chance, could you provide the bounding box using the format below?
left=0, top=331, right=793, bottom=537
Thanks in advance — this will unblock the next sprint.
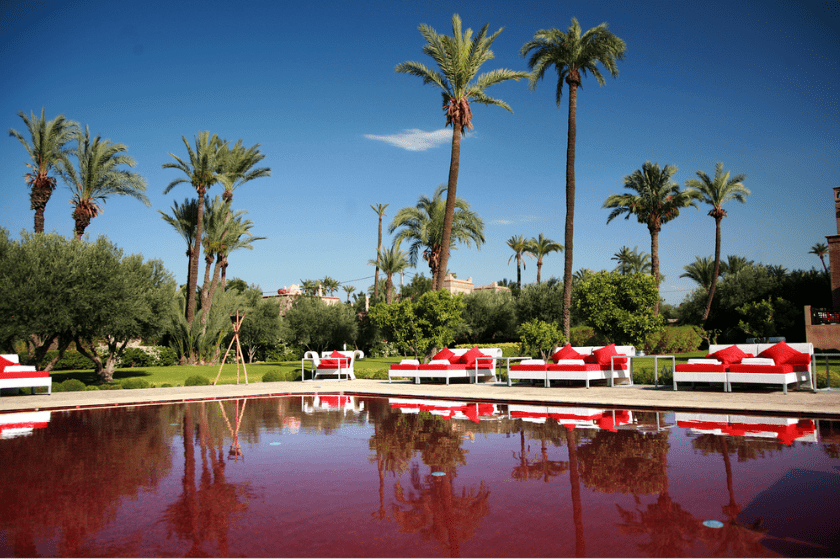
left=441, top=274, right=511, bottom=296
left=265, top=284, right=341, bottom=315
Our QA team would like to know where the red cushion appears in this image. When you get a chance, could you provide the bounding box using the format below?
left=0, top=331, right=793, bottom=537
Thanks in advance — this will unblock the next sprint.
left=785, top=351, right=811, bottom=366
left=459, top=346, right=486, bottom=365
left=727, top=364, right=794, bottom=374
left=552, top=344, right=584, bottom=362
left=318, top=359, right=339, bottom=368
left=709, top=345, right=748, bottom=365
left=390, top=364, right=419, bottom=371
left=591, top=344, right=619, bottom=365
left=0, top=356, right=16, bottom=368
left=759, top=341, right=800, bottom=365
left=433, top=348, right=455, bottom=362
left=675, top=364, right=727, bottom=373
left=329, top=350, right=349, bottom=367
left=0, top=370, right=49, bottom=379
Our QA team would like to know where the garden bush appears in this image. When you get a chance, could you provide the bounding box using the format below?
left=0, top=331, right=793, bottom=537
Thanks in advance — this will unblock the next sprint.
left=29, top=350, right=95, bottom=371
left=160, top=383, right=173, bottom=388
left=643, top=326, right=701, bottom=354
left=120, top=378, right=151, bottom=389
left=184, top=375, right=210, bottom=386
left=569, top=327, right=608, bottom=347
left=120, top=348, right=156, bottom=368
left=86, top=385, right=100, bottom=390
left=54, top=379, right=87, bottom=392
left=262, top=369, right=286, bottom=382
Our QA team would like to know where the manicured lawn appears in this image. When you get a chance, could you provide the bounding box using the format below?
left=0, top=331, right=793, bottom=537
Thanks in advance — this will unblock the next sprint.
left=46, top=356, right=406, bottom=389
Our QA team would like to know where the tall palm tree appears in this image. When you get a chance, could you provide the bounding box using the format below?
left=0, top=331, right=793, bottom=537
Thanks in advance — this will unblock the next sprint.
left=163, top=132, right=227, bottom=327
left=611, top=246, right=635, bottom=275
left=506, top=235, right=533, bottom=288
left=604, top=161, right=700, bottom=314
left=627, top=248, right=652, bottom=275
left=159, top=198, right=199, bottom=300
left=57, top=126, right=149, bottom=239
left=216, top=139, right=270, bottom=204
left=343, top=285, right=355, bottom=304
left=369, top=243, right=410, bottom=304
left=527, top=233, right=563, bottom=284
left=9, top=108, right=80, bottom=233
left=719, top=255, right=753, bottom=276
left=371, top=203, right=389, bottom=301
left=684, top=162, right=749, bottom=323
left=680, top=256, right=718, bottom=290
left=522, top=18, right=626, bottom=341
left=810, top=242, right=829, bottom=274
left=321, top=276, right=340, bottom=297
left=389, top=185, right=484, bottom=289
left=397, top=14, right=527, bottom=291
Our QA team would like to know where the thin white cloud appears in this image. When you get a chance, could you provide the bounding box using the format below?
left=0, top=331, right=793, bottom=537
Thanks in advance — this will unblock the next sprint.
left=364, top=128, right=451, bottom=151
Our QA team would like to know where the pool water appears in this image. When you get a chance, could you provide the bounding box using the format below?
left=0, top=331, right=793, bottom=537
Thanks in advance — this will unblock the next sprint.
left=1, top=394, right=838, bottom=557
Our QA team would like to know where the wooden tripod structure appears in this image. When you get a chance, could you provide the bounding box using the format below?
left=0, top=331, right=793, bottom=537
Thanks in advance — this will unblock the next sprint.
left=213, top=310, right=248, bottom=386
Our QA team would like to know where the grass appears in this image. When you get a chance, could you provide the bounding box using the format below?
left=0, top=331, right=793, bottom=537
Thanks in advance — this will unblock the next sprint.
left=39, top=356, right=406, bottom=391
left=21, top=351, right=840, bottom=392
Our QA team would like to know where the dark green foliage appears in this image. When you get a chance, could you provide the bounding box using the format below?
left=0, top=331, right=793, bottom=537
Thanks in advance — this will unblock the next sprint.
left=456, top=290, right=517, bottom=344
left=679, top=265, right=830, bottom=342
left=573, top=271, right=663, bottom=347
left=515, top=281, right=564, bottom=325
left=120, top=378, right=151, bottom=389
left=184, top=375, right=210, bottom=386
left=643, top=326, right=701, bottom=354
left=235, top=297, right=283, bottom=362
left=85, top=385, right=100, bottom=390
left=570, top=326, right=608, bottom=347
left=119, top=348, right=156, bottom=368
left=160, top=383, right=173, bottom=388
left=54, top=379, right=86, bottom=392
left=282, top=297, right=358, bottom=353
left=28, top=350, right=96, bottom=371
left=400, top=273, right=433, bottom=301
left=263, top=345, right=303, bottom=362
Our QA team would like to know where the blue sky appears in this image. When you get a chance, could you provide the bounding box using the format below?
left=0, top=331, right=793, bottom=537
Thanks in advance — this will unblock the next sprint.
left=1, top=0, right=838, bottom=305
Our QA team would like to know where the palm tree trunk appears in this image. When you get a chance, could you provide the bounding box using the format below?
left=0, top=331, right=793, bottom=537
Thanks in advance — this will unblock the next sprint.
left=374, top=215, right=383, bottom=301
left=703, top=216, right=723, bottom=324
left=562, top=82, right=579, bottom=341
left=437, top=125, right=462, bottom=292
left=201, top=256, right=225, bottom=334
left=650, top=225, right=661, bottom=316
left=517, top=255, right=522, bottom=288
left=31, top=176, right=54, bottom=234
left=186, top=188, right=205, bottom=363
left=820, top=256, right=828, bottom=274
left=537, top=259, right=543, bottom=284
left=566, top=427, right=586, bottom=557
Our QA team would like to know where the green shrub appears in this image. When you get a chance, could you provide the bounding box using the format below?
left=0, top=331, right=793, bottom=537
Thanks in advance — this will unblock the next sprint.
left=262, top=369, right=287, bottom=382
left=27, top=350, right=95, bottom=371
left=120, top=378, right=151, bottom=389
left=184, top=375, right=210, bottom=386
left=644, top=326, right=701, bottom=354
left=86, top=385, right=100, bottom=391
left=103, top=383, right=122, bottom=390
left=119, top=348, right=156, bottom=368
left=570, top=326, right=607, bottom=347
left=518, top=320, right=564, bottom=360
left=161, top=383, right=173, bottom=388
left=55, top=379, right=87, bottom=392
left=632, top=366, right=673, bottom=386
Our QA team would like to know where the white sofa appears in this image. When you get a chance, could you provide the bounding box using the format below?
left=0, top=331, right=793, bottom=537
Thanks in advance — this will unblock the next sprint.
left=507, top=345, right=636, bottom=388
left=301, top=350, right=364, bottom=381
left=673, top=343, right=813, bottom=394
left=388, top=347, right=502, bottom=385
left=0, top=354, right=52, bottom=395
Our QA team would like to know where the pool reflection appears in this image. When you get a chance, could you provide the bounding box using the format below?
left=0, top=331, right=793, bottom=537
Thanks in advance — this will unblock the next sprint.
left=0, top=394, right=837, bottom=557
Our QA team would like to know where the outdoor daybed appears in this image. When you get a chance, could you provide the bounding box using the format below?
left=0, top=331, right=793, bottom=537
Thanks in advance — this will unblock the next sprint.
left=675, top=412, right=817, bottom=444
left=0, top=354, right=51, bottom=395
left=508, top=404, right=634, bottom=431
left=673, top=341, right=813, bottom=394
left=388, top=347, right=502, bottom=384
left=301, top=350, right=364, bottom=381
left=507, top=344, right=636, bottom=388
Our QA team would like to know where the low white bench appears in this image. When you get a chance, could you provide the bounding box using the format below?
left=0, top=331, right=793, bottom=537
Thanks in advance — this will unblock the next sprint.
left=0, top=354, right=52, bottom=395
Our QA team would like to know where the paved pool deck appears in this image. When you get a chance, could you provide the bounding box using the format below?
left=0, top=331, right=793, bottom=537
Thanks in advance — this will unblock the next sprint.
left=2, top=378, right=840, bottom=417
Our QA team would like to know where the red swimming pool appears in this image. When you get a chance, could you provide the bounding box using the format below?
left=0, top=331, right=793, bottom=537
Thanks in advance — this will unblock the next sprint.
left=1, top=394, right=838, bottom=557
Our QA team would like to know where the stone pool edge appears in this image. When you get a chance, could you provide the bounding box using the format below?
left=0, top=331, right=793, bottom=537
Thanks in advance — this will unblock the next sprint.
left=2, top=378, right=840, bottom=418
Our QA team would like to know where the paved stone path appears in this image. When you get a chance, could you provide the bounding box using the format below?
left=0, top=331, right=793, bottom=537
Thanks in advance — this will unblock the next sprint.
left=2, top=378, right=840, bottom=417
